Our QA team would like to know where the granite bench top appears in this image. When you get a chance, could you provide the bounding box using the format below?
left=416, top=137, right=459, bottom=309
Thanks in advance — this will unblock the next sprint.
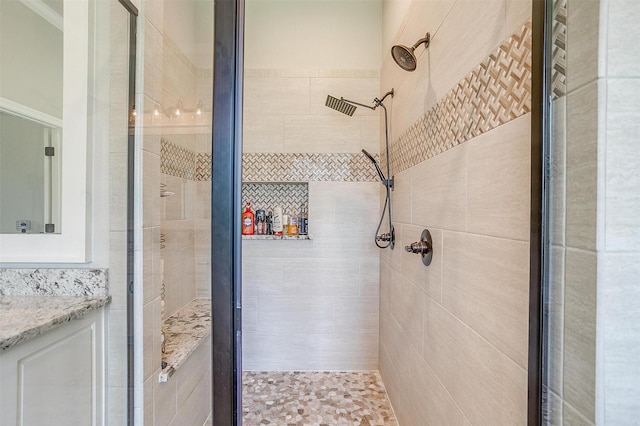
left=159, top=297, right=211, bottom=382
left=0, top=295, right=111, bottom=351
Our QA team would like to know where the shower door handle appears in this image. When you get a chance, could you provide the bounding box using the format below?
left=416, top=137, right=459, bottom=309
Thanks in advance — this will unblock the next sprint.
left=404, top=229, right=433, bottom=266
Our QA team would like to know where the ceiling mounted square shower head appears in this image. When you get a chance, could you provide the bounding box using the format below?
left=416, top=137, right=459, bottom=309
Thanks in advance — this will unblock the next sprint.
left=325, top=95, right=357, bottom=116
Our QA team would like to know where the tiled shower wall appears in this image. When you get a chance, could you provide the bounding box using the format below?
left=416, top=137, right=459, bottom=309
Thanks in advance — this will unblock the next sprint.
left=379, top=1, right=532, bottom=424
left=547, top=0, right=640, bottom=424
left=139, top=2, right=212, bottom=423
left=241, top=69, right=382, bottom=370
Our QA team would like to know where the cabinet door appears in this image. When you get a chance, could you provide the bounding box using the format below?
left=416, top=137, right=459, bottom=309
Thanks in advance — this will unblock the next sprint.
left=0, top=309, right=105, bottom=426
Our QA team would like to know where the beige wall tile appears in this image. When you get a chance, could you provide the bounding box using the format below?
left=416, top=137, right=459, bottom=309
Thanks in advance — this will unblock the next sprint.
left=242, top=297, right=257, bottom=334
left=389, top=270, right=426, bottom=353
left=390, top=169, right=411, bottom=224
left=109, top=230, right=128, bottom=308
left=467, top=114, right=531, bottom=241
left=170, top=373, right=210, bottom=426
left=423, top=298, right=528, bottom=425
left=380, top=305, right=465, bottom=426
left=361, top=115, right=381, bottom=154
left=566, top=0, right=602, bottom=92
left=244, top=77, right=310, bottom=118
left=256, top=296, right=334, bottom=334
left=308, top=77, right=380, bottom=117
left=161, top=175, right=184, bottom=221
left=144, top=376, right=154, bottom=426
left=152, top=297, right=163, bottom=376
left=143, top=228, right=154, bottom=305
left=142, top=151, right=161, bottom=228
left=602, top=253, right=640, bottom=424
left=605, top=79, right=640, bottom=251
left=551, top=97, right=567, bottom=246
left=242, top=259, right=286, bottom=297
left=174, top=335, right=210, bottom=407
left=607, top=0, right=640, bottom=77
left=243, top=115, right=285, bottom=153
left=506, top=0, right=532, bottom=35
left=243, top=332, right=378, bottom=370
left=153, top=375, right=177, bottom=426
left=280, top=258, right=360, bottom=297
left=563, top=248, right=597, bottom=422
left=283, top=114, right=362, bottom=153
left=359, top=257, right=380, bottom=297
left=548, top=245, right=565, bottom=396
left=442, top=231, right=530, bottom=368
left=428, top=0, right=506, bottom=107
left=107, top=308, right=128, bottom=388
left=563, top=402, right=595, bottom=426
left=411, top=144, right=467, bottom=231
left=334, top=297, right=379, bottom=334
left=399, top=224, right=442, bottom=301
left=566, top=81, right=601, bottom=251
left=143, top=301, right=155, bottom=380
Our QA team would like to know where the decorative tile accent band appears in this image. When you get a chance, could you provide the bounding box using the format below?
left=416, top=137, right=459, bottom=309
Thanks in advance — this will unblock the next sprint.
left=242, top=182, right=309, bottom=215
left=552, top=0, right=567, bottom=99
left=385, top=21, right=533, bottom=175
left=197, top=153, right=212, bottom=181
left=242, top=152, right=379, bottom=183
left=161, top=139, right=197, bottom=180
left=0, top=269, right=108, bottom=296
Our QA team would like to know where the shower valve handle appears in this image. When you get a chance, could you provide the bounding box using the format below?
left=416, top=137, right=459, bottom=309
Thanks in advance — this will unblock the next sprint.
left=405, top=241, right=430, bottom=254
left=404, top=229, right=434, bottom=267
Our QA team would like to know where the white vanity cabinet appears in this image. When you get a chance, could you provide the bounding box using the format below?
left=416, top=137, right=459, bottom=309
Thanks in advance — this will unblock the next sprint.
left=0, top=308, right=106, bottom=426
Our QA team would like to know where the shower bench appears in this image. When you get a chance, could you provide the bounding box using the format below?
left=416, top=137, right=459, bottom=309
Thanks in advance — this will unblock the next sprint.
left=159, top=297, right=211, bottom=382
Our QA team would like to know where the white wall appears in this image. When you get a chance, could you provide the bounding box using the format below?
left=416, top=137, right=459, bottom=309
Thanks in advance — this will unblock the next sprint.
left=245, top=0, right=382, bottom=70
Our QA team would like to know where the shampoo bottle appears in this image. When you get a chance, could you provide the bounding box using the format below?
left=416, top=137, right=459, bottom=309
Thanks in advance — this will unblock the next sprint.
left=242, top=202, right=255, bottom=235
left=273, top=206, right=283, bottom=236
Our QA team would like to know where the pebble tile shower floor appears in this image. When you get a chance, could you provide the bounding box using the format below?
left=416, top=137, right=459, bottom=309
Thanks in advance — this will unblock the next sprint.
left=241, top=371, right=397, bottom=426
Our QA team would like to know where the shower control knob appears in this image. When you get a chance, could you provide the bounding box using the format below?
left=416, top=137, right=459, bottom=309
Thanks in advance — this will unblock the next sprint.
left=404, top=229, right=433, bottom=266
left=405, top=241, right=430, bottom=254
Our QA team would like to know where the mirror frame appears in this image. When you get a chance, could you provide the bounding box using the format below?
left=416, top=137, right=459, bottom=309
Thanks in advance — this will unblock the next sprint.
left=0, top=0, right=91, bottom=263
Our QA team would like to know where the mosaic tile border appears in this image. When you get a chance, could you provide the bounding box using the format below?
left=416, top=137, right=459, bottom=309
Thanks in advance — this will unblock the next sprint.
left=385, top=21, right=533, bottom=175
left=242, top=182, right=308, bottom=215
left=197, top=153, right=212, bottom=181
left=552, top=0, right=567, bottom=99
left=0, top=268, right=108, bottom=296
left=161, top=139, right=197, bottom=180
left=242, top=152, right=379, bottom=183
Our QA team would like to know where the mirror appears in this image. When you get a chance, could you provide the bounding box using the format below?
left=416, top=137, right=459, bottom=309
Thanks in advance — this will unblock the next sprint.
left=0, top=0, right=91, bottom=262
left=0, top=0, right=63, bottom=234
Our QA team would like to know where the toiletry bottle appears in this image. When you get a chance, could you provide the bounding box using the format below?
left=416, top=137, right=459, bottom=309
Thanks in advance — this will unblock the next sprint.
left=289, top=209, right=298, bottom=235
left=256, top=210, right=266, bottom=235
left=273, top=207, right=283, bottom=236
left=242, top=202, right=255, bottom=235
left=282, top=211, right=289, bottom=236
left=299, top=205, right=308, bottom=235
left=266, top=211, right=273, bottom=235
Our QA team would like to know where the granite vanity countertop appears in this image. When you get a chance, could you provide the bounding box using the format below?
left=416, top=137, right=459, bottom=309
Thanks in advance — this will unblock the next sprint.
left=0, top=295, right=111, bottom=351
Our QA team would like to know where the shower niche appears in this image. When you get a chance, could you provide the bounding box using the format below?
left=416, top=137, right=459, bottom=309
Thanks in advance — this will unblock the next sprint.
left=241, top=181, right=311, bottom=240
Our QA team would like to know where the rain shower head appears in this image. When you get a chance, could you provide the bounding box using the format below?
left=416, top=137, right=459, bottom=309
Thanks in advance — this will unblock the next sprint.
left=325, top=95, right=357, bottom=116
left=391, top=32, right=431, bottom=72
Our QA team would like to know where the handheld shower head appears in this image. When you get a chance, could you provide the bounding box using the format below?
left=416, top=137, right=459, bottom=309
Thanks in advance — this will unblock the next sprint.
left=362, top=149, right=392, bottom=189
left=392, top=32, right=431, bottom=72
